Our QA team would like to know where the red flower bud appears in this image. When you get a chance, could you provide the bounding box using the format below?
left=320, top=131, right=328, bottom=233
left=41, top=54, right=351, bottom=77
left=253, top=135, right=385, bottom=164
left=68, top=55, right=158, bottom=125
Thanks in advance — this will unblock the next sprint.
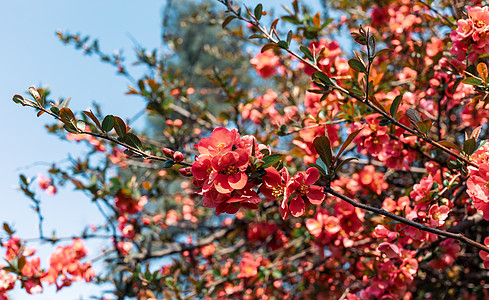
left=162, top=148, right=174, bottom=157
left=173, top=151, right=184, bottom=163
left=179, top=167, right=192, bottom=177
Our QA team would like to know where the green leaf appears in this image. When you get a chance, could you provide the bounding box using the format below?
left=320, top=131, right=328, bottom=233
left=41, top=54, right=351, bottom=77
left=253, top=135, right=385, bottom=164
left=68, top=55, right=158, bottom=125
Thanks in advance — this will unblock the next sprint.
left=461, top=77, right=483, bottom=86
left=254, top=4, right=263, bottom=20
left=261, top=43, right=277, bottom=53
left=375, top=48, right=392, bottom=57
left=222, top=15, right=236, bottom=28
left=163, top=160, right=175, bottom=168
left=313, top=72, right=332, bottom=86
left=83, top=110, right=103, bottom=131
left=12, top=94, right=24, bottom=105
left=277, top=41, right=288, bottom=49
left=59, top=107, right=76, bottom=127
left=124, top=133, right=143, bottom=151
left=286, top=30, right=292, bottom=45
left=3, top=223, right=13, bottom=235
left=390, top=95, right=402, bottom=117
left=261, top=154, right=283, bottom=168
left=50, top=106, right=60, bottom=115
left=348, top=59, right=366, bottom=73
left=102, top=115, right=115, bottom=133
left=300, top=45, right=314, bottom=61
left=313, top=136, right=332, bottom=167
left=334, top=157, right=358, bottom=174
left=379, top=119, right=391, bottom=126
left=405, top=109, right=422, bottom=124
left=438, top=140, right=462, bottom=153
left=281, top=15, right=300, bottom=24
left=464, top=137, right=476, bottom=155
left=350, top=88, right=363, bottom=96
left=417, top=119, right=432, bottom=135
left=113, top=117, right=127, bottom=138
left=249, top=34, right=266, bottom=39
left=337, top=129, right=361, bottom=159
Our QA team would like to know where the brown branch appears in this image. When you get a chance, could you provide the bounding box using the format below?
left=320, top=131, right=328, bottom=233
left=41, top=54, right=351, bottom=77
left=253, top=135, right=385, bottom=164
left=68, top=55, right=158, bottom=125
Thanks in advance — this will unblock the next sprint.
left=219, top=0, right=477, bottom=169
left=325, top=187, right=489, bottom=254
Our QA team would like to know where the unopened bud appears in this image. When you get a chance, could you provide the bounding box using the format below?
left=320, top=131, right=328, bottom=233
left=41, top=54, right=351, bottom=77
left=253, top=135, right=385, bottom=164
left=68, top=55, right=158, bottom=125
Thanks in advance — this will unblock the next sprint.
left=179, top=167, right=192, bottom=177
left=173, top=151, right=184, bottom=163
left=162, top=148, right=174, bottom=157
left=29, top=86, right=41, bottom=102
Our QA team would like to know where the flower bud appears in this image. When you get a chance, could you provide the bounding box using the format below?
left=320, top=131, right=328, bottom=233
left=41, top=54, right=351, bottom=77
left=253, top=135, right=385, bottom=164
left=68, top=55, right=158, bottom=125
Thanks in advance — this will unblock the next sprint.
left=162, top=148, right=174, bottom=157
left=179, top=167, right=192, bottom=177
left=173, top=151, right=184, bottom=163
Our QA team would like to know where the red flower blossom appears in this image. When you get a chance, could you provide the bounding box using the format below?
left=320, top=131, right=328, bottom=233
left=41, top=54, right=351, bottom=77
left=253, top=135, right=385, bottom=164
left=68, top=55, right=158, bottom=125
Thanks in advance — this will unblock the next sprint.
left=210, top=149, right=249, bottom=194
left=284, top=167, right=325, bottom=218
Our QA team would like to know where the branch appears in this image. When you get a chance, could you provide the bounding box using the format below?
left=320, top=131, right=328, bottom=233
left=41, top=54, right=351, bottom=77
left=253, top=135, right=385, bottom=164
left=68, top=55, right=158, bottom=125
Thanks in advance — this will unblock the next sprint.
left=219, top=0, right=477, bottom=169
left=324, top=187, right=489, bottom=254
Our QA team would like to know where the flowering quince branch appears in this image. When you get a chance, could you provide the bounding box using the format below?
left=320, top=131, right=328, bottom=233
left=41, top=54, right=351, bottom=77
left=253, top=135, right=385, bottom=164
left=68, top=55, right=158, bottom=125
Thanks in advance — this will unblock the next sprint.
left=13, top=89, right=192, bottom=169
left=219, top=0, right=477, bottom=169
left=324, top=187, right=489, bottom=254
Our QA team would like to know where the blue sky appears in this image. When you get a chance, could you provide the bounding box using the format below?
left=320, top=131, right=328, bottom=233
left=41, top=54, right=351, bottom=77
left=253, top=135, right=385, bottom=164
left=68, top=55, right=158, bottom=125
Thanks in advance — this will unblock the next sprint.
left=0, top=0, right=322, bottom=298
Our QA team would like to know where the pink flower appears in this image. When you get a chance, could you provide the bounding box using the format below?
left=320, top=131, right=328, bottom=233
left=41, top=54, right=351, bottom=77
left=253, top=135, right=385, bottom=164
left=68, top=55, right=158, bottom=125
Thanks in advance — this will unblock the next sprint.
left=194, top=127, right=239, bottom=156
left=237, top=253, right=262, bottom=278
left=467, top=163, right=489, bottom=220
left=284, top=167, right=325, bottom=218
left=210, top=149, right=249, bottom=194
left=428, top=204, right=450, bottom=227
left=250, top=50, right=280, bottom=78
left=378, top=242, right=401, bottom=258
left=37, top=174, right=57, bottom=195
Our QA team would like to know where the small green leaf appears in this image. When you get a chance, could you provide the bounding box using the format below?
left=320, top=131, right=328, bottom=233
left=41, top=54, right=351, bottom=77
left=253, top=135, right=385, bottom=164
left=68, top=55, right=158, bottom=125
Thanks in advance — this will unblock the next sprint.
left=261, top=154, right=283, bottom=168
left=375, top=48, right=392, bottom=57
left=59, top=107, right=76, bottom=126
left=334, top=157, right=358, bottom=174
left=313, top=72, right=332, bottom=86
left=102, top=115, right=115, bottom=133
left=417, top=119, right=432, bottom=135
left=124, top=133, right=143, bottom=151
left=300, top=45, right=314, bottom=61
left=438, top=140, right=462, bottom=153
left=12, top=94, right=24, bottom=105
left=313, top=136, right=332, bottom=167
left=390, top=95, right=402, bottom=118
left=261, top=43, right=277, bottom=53
left=222, top=15, right=236, bottom=28
left=83, top=110, right=103, bottom=131
left=379, top=119, right=391, bottom=126
left=405, top=109, right=422, bottom=124
left=462, top=77, right=483, bottom=86
left=337, top=129, right=361, bottom=159
left=286, top=30, right=292, bottom=45
left=50, top=107, right=60, bottom=115
left=113, top=117, right=127, bottom=138
left=348, top=59, right=366, bottom=73
left=464, top=137, right=476, bottom=155
left=254, top=4, right=263, bottom=21
left=163, top=160, right=175, bottom=168
left=277, top=41, right=288, bottom=49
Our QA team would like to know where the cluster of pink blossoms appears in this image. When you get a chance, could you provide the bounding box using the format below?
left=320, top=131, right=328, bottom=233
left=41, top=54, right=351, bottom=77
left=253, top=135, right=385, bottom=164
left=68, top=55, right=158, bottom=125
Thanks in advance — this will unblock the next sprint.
left=37, top=174, right=57, bottom=195
left=192, top=127, right=325, bottom=218
left=467, top=142, right=489, bottom=220
left=451, top=6, right=489, bottom=62
left=350, top=114, right=416, bottom=170
left=1, top=237, right=94, bottom=297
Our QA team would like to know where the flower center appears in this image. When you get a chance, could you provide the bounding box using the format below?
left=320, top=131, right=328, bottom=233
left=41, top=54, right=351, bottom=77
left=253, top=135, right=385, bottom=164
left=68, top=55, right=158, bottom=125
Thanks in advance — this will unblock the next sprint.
left=222, top=165, right=238, bottom=175
left=271, top=186, right=283, bottom=198
left=217, top=143, right=227, bottom=151
left=475, top=20, right=486, bottom=28
left=297, top=183, right=308, bottom=195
